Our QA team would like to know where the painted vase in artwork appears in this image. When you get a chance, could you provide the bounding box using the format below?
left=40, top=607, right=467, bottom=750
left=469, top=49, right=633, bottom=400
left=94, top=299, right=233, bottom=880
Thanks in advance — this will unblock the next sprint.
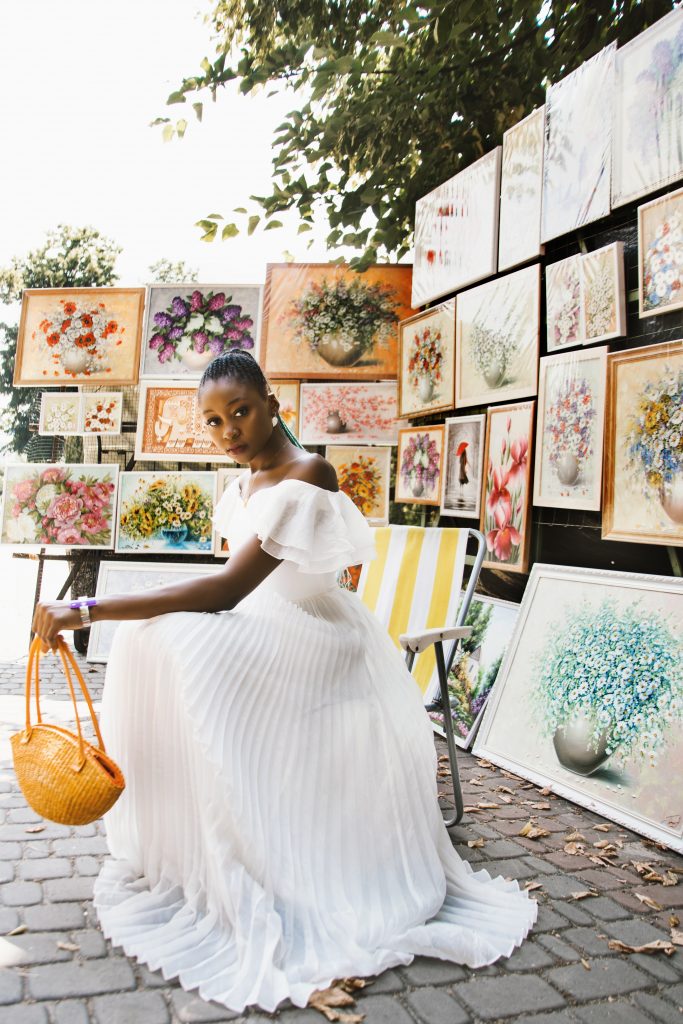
left=418, top=376, right=435, bottom=403
left=552, top=711, right=610, bottom=775
left=556, top=453, right=580, bottom=486
left=660, top=478, right=683, bottom=525
left=161, top=524, right=188, bottom=545
left=483, top=358, right=506, bottom=389
left=626, top=368, right=683, bottom=526
left=179, top=346, right=214, bottom=372
left=326, top=410, right=348, bottom=434
left=316, top=334, right=365, bottom=367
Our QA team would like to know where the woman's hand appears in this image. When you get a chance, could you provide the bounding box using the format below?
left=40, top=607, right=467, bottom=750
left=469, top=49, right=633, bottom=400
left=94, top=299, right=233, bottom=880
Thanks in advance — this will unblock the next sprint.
left=31, top=601, right=84, bottom=652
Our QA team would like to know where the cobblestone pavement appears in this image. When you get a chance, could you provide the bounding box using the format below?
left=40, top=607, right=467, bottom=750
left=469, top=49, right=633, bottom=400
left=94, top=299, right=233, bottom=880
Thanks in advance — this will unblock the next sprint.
left=0, top=654, right=682, bottom=1024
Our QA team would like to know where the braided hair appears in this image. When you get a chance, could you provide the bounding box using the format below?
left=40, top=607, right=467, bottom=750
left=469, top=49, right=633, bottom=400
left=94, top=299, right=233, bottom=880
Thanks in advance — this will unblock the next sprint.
left=198, top=350, right=304, bottom=449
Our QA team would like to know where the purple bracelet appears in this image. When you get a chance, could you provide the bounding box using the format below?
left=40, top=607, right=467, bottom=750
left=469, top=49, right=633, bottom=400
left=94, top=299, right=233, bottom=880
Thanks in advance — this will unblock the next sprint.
left=70, top=597, right=97, bottom=628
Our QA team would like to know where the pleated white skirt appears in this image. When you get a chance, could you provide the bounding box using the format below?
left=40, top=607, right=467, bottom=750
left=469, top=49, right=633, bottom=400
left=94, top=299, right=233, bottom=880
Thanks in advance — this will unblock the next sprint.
left=93, top=586, right=537, bottom=1012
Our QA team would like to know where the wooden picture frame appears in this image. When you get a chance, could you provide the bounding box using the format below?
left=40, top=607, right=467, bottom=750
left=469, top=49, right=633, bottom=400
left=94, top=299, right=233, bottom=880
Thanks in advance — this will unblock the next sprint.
left=395, top=425, right=445, bottom=506
left=325, top=445, right=392, bottom=526
left=638, top=186, right=683, bottom=319
left=397, top=301, right=456, bottom=419
left=299, top=382, right=399, bottom=446
left=480, top=401, right=535, bottom=574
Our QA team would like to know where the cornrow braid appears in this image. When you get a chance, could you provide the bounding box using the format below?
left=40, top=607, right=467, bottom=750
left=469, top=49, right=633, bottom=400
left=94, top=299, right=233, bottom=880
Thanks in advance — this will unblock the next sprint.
left=198, top=350, right=304, bottom=449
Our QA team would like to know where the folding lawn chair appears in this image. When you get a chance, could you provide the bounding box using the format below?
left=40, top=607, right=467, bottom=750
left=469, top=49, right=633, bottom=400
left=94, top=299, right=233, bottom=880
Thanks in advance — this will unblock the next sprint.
left=357, top=525, right=486, bottom=828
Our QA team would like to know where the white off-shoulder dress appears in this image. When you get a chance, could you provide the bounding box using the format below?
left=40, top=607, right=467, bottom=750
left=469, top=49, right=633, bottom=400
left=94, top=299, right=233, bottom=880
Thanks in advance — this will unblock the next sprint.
left=93, top=476, right=536, bottom=1013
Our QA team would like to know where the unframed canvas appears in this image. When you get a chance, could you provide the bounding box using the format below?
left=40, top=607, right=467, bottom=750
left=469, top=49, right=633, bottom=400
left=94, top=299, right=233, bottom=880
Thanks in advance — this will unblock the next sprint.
left=545, top=255, right=584, bottom=353
left=498, top=106, right=545, bottom=272
left=440, top=415, right=486, bottom=520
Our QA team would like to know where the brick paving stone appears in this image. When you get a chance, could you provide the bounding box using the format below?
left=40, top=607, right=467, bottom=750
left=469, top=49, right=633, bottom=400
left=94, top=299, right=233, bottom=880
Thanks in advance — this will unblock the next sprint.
left=405, top=985, right=471, bottom=1024
left=551, top=902, right=593, bottom=926
left=139, top=965, right=179, bottom=989
left=27, top=958, right=136, bottom=999
left=535, top=934, right=583, bottom=962
left=19, top=859, right=71, bottom=881
left=561, top=926, right=613, bottom=957
left=53, top=837, right=108, bottom=856
left=536, top=875, right=592, bottom=899
left=629, top=952, right=681, bottom=984
left=546, top=958, right=650, bottom=1001
left=358, top=969, right=404, bottom=995
left=400, top=956, right=467, bottom=986
left=346, top=994, right=414, bottom=1024
left=277, top=1009, right=320, bottom=1023
left=50, top=999, right=91, bottom=1024
left=523, top=855, right=561, bottom=876
left=23, top=903, right=85, bottom=931
left=455, top=975, right=566, bottom=1019
left=1, top=881, right=43, bottom=906
left=24, top=842, right=52, bottom=861
left=661, top=982, right=683, bottom=1007
left=1, top=1006, right=49, bottom=1023
left=42, top=877, right=94, bottom=902
left=9, top=931, right=74, bottom=965
left=92, top=990, right=170, bottom=1023
left=0, top=842, right=22, bottom=860
left=479, top=858, right=537, bottom=880
left=0, top=965, right=24, bottom=1003
left=500, top=940, right=556, bottom=972
left=574, top=1002, right=651, bottom=1023
left=0, top=860, right=14, bottom=883
left=170, top=989, right=242, bottom=1021
left=75, top=855, right=101, bottom=876
left=72, top=929, right=107, bottom=959
left=533, top=905, right=572, bottom=932
left=583, top=896, right=631, bottom=922
left=480, top=839, right=529, bottom=859
left=0, top=824, right=71, bottom=842
left=633, top=992, right=683, bottom=1022
left=0, top=907, right=20, bottom=932
left=510, top=1013, right=581, bottom=1024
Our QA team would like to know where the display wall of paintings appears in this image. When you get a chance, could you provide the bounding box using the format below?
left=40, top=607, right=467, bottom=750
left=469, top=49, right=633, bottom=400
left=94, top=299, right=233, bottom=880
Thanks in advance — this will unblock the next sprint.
left=612, top=8, right=683, bottom=208
left=474, top=563, right=683, bottom=853
left=269, top=380, right=300, bottom=437
left=398, top=301, right=455, bottom=418
left=39, top=391, right=123, bottom=436
left=440, top=415, right=486, bottom=520
left=0, top=463, right=118, bottom=548
left=325, top=445, right=392, bottom=526
left=299, top=382, right=399, bottom=446
left=481, top=401, right=535, bottom=574
left=134, top=381, right=235, bottom=464
left=115, top=471, right=217, bottom=555
left=261, top=263, right=414, bottom=380
left=427, top=594, right=520, bottom=749
left=638, top=186, right=683, bottom=319
left=87, top=561, right=217, bottom=662
left=14, top=288, right=145, bottom=386
left=140, top=283, right=262, bottom=379
left=542, top=43, right=616, bottom=244
left=498, top=106, right=545, bottom=273
left=546, top=245, right=626, bottom=352
left=534, top=348, right=608, bottom=512
left=213, top=467, right=245, bottom=558
left=395, top=426, right=445, bottom=506
left=455, top=264, right=540, bottom=409
left=412, top=148, right=501, bottom=307
left=603, top=340, right=683, bottom=546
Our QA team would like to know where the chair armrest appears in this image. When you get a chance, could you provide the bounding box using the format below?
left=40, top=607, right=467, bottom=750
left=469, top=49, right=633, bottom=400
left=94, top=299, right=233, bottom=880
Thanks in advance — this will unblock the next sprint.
left=399, top=626, right=472, bottom=655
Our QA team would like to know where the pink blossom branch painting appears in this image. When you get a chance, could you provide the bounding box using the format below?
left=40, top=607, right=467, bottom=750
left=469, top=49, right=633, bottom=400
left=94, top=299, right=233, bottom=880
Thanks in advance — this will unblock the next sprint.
left=299, top=383, right=399, bottom=446
left=480, top=402, right=535, bottom=574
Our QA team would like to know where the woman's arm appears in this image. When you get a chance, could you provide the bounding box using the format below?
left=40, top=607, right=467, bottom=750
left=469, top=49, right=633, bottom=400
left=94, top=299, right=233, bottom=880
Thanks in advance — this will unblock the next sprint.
left=31, top=537, right=281, bottom=649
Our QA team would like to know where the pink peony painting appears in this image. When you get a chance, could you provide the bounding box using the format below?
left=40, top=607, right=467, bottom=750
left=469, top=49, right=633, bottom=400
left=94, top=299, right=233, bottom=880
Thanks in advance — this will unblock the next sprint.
left=480, top=402, right=535, bottom=573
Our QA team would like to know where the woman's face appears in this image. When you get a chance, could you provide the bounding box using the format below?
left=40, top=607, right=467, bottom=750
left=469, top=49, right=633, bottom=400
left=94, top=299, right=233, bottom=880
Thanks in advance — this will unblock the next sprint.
left=198, top=376, right=274, bottom=462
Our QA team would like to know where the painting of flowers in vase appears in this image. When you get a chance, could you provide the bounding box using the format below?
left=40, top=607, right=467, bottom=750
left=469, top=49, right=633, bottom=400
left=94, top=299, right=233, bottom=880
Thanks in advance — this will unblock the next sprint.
left=0, top=464, right=118, bottom=548
left=638, top=186, right=683, bottom=318
left=395, top=426, right=444, bottom=506
left=580, top=242, right=626, bottom=343
left=300, top=383, right=398, bottom=446
left=398, top=301, right=455, bottom=418
left=269, top=381, right=300, bottom=437
left=455, top=264, right=540, bottom=409
left=14, top=289, right=144, bottom=386
left=534, top=348, right=607, bottom=512
left=326, top=445, right=391, bottom=526
left=474, top=564, right=683, bottom=852
left=603, top=341, right=683, bottom=545
left=115, top=472, right=217, bottom=555
left=140, top=283, right=262, bottom=379
left=82, top=392, right=123, bottom=434
left=480, top=401, right=535, bottom=573
left=545, top=255, right=583, bottom=352
left=261, top=263, right=414, bottom=380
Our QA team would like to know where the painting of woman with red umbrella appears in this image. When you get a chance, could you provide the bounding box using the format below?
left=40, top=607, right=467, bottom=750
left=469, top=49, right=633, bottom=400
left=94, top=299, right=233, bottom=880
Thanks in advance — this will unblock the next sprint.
left=441, top=414, right=486, bottom=518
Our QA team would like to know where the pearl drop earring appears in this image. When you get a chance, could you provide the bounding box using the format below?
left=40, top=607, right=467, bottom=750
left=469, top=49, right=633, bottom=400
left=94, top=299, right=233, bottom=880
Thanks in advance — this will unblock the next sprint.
left=272, top=415, right=278, bottom=426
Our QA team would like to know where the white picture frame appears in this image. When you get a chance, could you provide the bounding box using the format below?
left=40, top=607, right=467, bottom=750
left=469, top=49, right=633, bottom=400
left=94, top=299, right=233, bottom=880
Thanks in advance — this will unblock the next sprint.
left=440, top=415, right=486, bottom=520
left=498, top=105, right=545, bottom=273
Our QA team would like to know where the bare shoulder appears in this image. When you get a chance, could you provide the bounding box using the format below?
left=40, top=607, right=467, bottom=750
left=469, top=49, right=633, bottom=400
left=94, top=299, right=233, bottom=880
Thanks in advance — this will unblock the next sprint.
left=285, top=452, right=338, bottom=493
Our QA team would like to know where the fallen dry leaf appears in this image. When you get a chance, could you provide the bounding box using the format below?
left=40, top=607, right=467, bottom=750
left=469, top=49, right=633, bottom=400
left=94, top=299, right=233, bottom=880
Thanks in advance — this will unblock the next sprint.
left=467, top=838, right=485, bottom=849
left=566, top=831, right=586, bottom=843
left=670, top=915, right=680, bottom=928
left=531, top=802, right=551, bottom=810
left=593, top=823, right=612, bottom=832
left=478, top=801, right=499, bottom=810
left=570, top=891, right=598, bottom=901
left=499, top=795, right=513, bottom=805
left=671, top=928, right=683, bottom=947
left=308, top=980, right=367, bottom=1023
left=564, top=842, right=587, bottom=857
left=518, top=821, right=550, bottom=840
left=662, top=872, right=679, bottom=887
left=501, top=769, right=523, bottom=781
left=25, top=825, right=45, bottom=834
left=524, top=881, right=543, bottom=892
left=593, top=840, right=618, bottom=852
left=463, top=806, right=483, bottom=814
left=56, top=941, right=80, bottom=952
left=631, top=861, right=678, bottom=885
left=607, top=939, right=675, bottom=957
left=497, top=785, right=515, bottom=795
left=477, top=759, right=495, bottom=769
left=634, top=892, right=663, bottom=911
left=581, top=958, right=591, bottom=971
left=539, top=787, right=551, bottom=796
left=6, top=924, right=28, bottom=936
left=520, top=783, right=535, bottom=790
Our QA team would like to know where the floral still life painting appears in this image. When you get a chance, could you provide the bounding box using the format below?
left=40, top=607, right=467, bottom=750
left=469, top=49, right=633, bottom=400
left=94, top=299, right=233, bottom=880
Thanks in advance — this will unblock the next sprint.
left=115, top=472, right=216, bottom=555
left=498, top=106, right=545, bottom=273
left=140, top=283, right=261, bottom=378
left=395, top=426, right=444, bottom=506
left=612, top=7, right=683, bottom=207
left=427, top=595, right=520, bottom=749
left=440, top=415, right=486, bottom=519
left=398, top=301, right=455, bottom=418
left=456, top=264, right=540, bottom=409
left=638, top=186, right=683, bottom=318
left=134, top=382, right=234, bottom=464
left=82, top=393, right=123, bottom=434
left=261, top=263, right=414, bottom=379
left=325, top=445, right=391, bottom=526
left=603, top=341, right=683, bottom=545
left=0, top=463, right=118, bottom=549
left=474, top=564, right=683, bottom=852
left=580, top=242, right=626, bottom=343
left=545, top=255, right=584, bottom=352
left=14, top=288, right=144, bottom=386
left=39, top=392, right=123, bottom=435
left=299, top=382, right=398, bottom=446
left=480, top=401, right=535, bottom=574
left=38, top=392, right=80, bottom=435
left=534, top=348, right=608, bottom=511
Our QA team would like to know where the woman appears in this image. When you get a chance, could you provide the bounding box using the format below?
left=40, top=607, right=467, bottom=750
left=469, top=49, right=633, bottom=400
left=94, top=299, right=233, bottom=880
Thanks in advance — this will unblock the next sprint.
left=32, top=351, right=536, bottom=1014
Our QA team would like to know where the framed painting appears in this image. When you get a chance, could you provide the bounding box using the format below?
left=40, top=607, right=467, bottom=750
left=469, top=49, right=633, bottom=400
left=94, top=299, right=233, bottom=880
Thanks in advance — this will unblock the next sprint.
left=545, top=255, right=584, bottom=352
left=299, top=382, right=399, bottom=446
left=325, top=445, right=392, bottom=526
left=0, top=463, right=118, bottom=548
left=542, top=43, right=616, bottom=243
left=82, top=392, right=123, bottom=434
left=612, top=8, right=683, bottom=208
left=440, top=414, right=486, bottom=519
left=269, top=380, right=300, bottom=438
left=480, top=401, right=535, bottom=574
left=38, top=392, right=80, bottom=435
left=412, top=148, right=501, bottom=306
left=427, top=594, right=520, bottom=749
left=395, top=425, right=445, bottom=506
left=134, top=381, right=235, bottom=464
left=398, top=301, right=456, bottom=418
left=580, top=242, right=627, bottom=343
left=533, top=347, right=608, bottom=512
left=213, top=467, right=245, bottom=557
left=603, top=341, right=683, bottom=546
left=87, top=561, right=218, bottom=662
left=115, top=471, right=217, bottom=555
left=498, top=106, right=545, bottom=273
left=14, top=288, right=145, bottom=386
left=473, top=563, right=683, bottom=853
left=261, top=263, right=414, bottom=380
left=140, top=282, right=262, bottom=379
left=638, top=186, right=683, bottom=319
left=455, top=264, right=540, bottom=409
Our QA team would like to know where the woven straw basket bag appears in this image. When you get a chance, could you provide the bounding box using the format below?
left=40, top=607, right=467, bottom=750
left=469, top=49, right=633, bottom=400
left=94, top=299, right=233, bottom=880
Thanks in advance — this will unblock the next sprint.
left=11, top=636, right=125, bottom=826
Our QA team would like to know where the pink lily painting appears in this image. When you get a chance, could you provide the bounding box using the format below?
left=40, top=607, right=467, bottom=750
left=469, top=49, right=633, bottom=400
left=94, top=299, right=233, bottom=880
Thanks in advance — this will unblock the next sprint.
left=480, top=402, right=535, bottom=573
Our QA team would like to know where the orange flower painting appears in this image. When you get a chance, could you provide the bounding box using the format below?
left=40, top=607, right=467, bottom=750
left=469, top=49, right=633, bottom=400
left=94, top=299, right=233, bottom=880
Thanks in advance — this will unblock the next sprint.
left=326, top=445, right=392, bottom=526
